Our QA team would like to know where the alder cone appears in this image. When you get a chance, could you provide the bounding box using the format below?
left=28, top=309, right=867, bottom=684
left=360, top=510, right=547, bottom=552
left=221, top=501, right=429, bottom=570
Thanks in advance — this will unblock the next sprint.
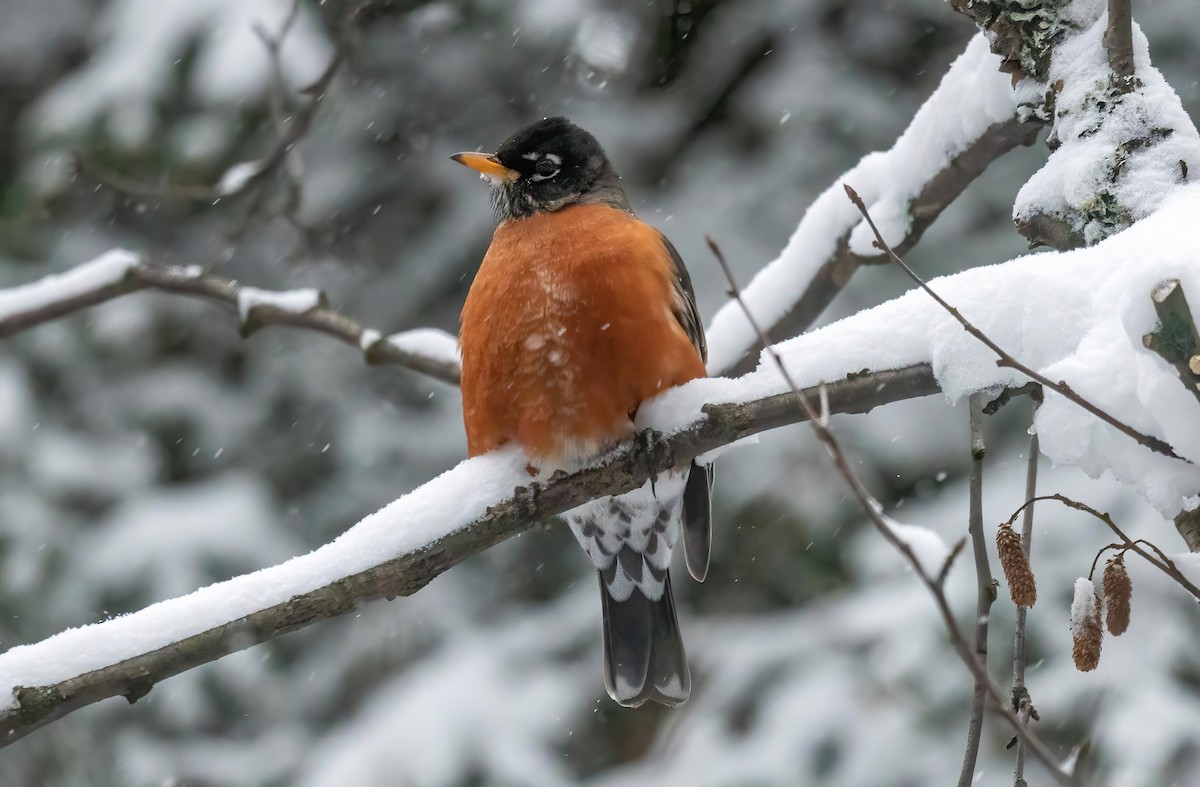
left=996, top=522, right=1037, bottom=607
left=1102, top=555, right=1132, bottom=636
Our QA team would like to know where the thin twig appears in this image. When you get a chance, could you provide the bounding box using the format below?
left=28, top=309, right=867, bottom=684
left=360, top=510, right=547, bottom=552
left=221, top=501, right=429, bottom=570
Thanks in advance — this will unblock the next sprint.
left=253, top=0, right=307, bottom=220
left=844, top=183, right=1188, bottom=462
left=1001, top=494, right=1200, bottom=599
left=707, top=237, right=1073, bottom=786
left=1011, top=396, right=1041, bottom=787
left=1088, top=543, right=1126, bottom=580
left=958, top=393, right=995, bottom=787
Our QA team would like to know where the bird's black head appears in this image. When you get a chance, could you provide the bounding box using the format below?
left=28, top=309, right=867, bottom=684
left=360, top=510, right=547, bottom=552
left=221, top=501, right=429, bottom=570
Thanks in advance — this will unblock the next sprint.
left=451, top=117, right=629, bottom=222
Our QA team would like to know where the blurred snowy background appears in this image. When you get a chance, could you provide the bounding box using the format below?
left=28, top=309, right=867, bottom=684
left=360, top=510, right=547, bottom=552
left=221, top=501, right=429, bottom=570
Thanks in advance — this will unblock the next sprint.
left=1, top=0, right=1198, bottom=784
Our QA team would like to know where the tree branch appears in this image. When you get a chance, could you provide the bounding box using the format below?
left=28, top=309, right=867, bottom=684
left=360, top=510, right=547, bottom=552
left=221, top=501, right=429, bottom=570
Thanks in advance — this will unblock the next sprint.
left=958, top=393, right=995, bottom=787
left=845, top=183, right=1189, bottom=462
left=0, top=258, right=461, bottom=386
left=722, top=114, right=1042, bottom=376
left=0, top=361, right=938, bottom=746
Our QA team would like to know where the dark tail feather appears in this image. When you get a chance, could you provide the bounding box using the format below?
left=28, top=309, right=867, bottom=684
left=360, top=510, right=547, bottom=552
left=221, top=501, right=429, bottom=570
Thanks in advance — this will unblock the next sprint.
left=599, top=572, right=690, bottom=708
left=682, top=463, right=713, bottom=582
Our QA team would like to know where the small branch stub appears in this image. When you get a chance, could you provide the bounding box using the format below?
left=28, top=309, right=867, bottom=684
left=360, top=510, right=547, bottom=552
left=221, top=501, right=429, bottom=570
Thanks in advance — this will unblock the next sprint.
left=1175, top=507, right=1200, bottom=553
left=1143, top=278, right=1200, bottom=405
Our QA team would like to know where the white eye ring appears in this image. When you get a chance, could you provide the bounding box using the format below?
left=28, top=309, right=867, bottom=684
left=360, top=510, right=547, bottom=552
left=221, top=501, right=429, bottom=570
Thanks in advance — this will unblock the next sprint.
left=533, top=157, right=559, bottom=179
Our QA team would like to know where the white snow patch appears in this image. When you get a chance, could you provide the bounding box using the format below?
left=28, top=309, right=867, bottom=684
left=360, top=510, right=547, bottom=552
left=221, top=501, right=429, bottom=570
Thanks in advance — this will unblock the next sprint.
left=387, top=328, right=461, bottom=366
left=359, top=328, right=382, bottom=352
left=1069, top=576, right=1100, bottom=632
left=236, top=287, right=322, bottom=321
left=217, top=160, right=263, bottom=195
left=886, top=516, right=952, bottom=577
left=0, top=249, right=138, bottom=321
left=573, top=11, right=634, bottom=76
left=705, top=33, right=1042, bottom=373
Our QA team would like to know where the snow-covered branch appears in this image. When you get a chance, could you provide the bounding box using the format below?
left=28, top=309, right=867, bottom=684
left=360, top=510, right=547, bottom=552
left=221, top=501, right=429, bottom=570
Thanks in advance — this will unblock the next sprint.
left=1011, top=6, right=1200, bottom=250
left=0, top=251, right=461, bottom=385
left=6, top=174, right=1200, bottom=741
left=0, top=362, right=937, bottom=746
left=4, top=174, right=1199, bottom=743
left=847, top=183, right=1185, bottom=461
left=5, top=8, right=1200, bottom=750
left=706, top=33, right=1045, bottom=376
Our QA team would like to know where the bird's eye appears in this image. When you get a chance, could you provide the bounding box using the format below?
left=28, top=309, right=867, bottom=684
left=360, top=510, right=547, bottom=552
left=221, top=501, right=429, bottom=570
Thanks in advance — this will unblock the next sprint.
left=534, top=157, right=559, bottom=177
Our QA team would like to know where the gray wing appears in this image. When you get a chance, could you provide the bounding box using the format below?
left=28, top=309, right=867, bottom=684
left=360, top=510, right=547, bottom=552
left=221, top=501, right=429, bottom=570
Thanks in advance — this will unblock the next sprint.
left=658, top=232, right=713, bottom=583
left=659, top=233, right=707, bottom=364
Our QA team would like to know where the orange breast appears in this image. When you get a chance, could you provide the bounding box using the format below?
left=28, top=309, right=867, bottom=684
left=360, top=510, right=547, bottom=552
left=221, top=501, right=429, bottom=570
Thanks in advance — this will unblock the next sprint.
left=459, top=203, right=705, bottom=462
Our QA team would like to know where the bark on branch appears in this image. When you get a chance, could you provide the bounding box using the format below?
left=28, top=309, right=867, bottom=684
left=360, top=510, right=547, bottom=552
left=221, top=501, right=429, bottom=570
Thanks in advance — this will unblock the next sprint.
left=0, top=260, right=461, bottom=386
left=1142, top=278, right=1200, bottom=408
left=945, top=0, right=1071, bottom=82
left=1103, top=0, right=1136, bottom=92
left=0, top=363, right=939, bottom=746
left=957, top=394, right=995, bottom=787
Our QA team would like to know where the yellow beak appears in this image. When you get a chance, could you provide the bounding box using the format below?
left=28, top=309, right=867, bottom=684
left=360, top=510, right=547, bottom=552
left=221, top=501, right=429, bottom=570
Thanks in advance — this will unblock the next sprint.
left=450, top=151, right=519, bottom=182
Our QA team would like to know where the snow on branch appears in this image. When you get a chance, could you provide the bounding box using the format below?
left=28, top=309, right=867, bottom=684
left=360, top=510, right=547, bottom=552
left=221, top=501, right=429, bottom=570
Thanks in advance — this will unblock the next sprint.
left=1014, top=11, right=1200, bottom=250
left=0, top=252, right=461, bottom=385
left=667, top=191, right=1200, bottom=520
left=847, top=183, right=1184, bottom=461
left=0, top=363, right=938, bottom=746
left=705, top=33, right=1046, bottom=376
left=6, top=176, right=1200, bottom=739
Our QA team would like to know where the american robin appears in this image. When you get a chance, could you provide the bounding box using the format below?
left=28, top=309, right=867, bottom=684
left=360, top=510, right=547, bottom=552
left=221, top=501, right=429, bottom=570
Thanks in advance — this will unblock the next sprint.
left=452, top=117, right=712, bottom=707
